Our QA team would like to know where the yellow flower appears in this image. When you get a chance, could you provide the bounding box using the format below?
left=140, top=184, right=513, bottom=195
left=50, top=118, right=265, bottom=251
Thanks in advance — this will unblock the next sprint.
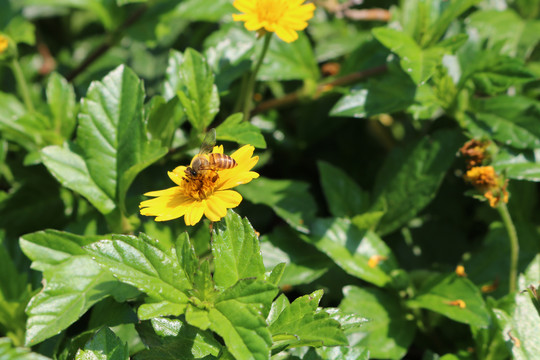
left=232, top=0, right=316, bottom=43
left=140, top=145, right=259, bottom=225
left=0, top=35, right=8, bottom=54
left=464, top=166, right=509, bottom=208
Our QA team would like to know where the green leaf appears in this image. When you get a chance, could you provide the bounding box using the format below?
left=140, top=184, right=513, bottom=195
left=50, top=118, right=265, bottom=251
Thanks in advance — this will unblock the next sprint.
left=46, top=72, right=77, bottom=140
left=260, top=226, right=332, bottom=286
left=176, top=48, right=220, bottom=131
left=259, top=32, right=320, bottom=81
left=204, top=24, right=255, bottom=92
left=0, top=92, right=36, bottom=152
left=407, top=274, right=491, bottom=327
left=163, top=50, right=184, bottom=100
left=330, top=66, right=416, bottom=118
left=466, top=54, right=535, bottom=95
left=174, top=0, right=235, bottom=22
left=0, top=337, right=50, bottom=360
left=466, top=96, right=540, bottom=150
left=340, top=286, right=415, bottom=359
left=317, top=161, right=369, bottom=218
left=134, top=318, right=221, bottom=360
left=269, top=290, right=347, bottom=349
left=239, top=177, right=317, bottom=234
left=209, top=279, right=277, bottom=360
left=215, top=113, right=267, bottom=149
left=372, top=129, right=463, bottom=235
left=372, top=27, right=445, bottom=84
left=85, top=233, right=191, bottom=308
left=41, top=144, right=116, bottom=215
left=19, top=229, right=104, bottom=271
left=212, top=210, right=266, bottom=289
left=467, top=9, right=540, bottom=58
left=75, top=327, right=128, bottom=360
left=491, top=148, right=540, bottom=182
left=420, top=0, right=481, bottom=47
left=24, top=256, right=131, bottom=346
left=145, top=95, right=185, bottom=148
left=302, top=218, right=398, bottom=287
left=4, top=16, right=36, bottom=46
left=492, top=283, right=540, bottom=360
left=42, top=66, right=167, bottom=216
left=311, top=345, right=370, bottom=360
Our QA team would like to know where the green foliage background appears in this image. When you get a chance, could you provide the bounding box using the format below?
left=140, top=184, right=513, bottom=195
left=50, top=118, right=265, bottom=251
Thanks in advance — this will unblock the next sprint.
left=0, top=0, right=539, bottom=359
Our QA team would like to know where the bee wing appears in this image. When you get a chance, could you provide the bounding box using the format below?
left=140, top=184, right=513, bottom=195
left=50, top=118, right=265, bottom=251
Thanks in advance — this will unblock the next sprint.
left=199, top=128, right=217, bottom=155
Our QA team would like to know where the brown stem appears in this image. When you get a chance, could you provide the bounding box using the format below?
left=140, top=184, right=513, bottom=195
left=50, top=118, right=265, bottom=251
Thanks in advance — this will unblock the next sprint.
left=66, top=5, right=147, bottom=82
left=343, top=8, right=391, bottom=22
left=251, top=64, right=387, bottom=115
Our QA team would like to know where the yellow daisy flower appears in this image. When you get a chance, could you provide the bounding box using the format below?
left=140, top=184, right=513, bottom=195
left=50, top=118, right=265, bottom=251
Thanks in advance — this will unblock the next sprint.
left=0, top=35, right=8, bottom=54
left=140, top=145, right=259, bottom=225
left=232, top=0, right=316, bottom=43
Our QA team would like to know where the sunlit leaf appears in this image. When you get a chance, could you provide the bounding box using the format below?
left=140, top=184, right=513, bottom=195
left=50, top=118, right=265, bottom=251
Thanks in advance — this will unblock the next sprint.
left=74, top=327, right=128, bottom=360
left=340, top=286, right=415, bottom=359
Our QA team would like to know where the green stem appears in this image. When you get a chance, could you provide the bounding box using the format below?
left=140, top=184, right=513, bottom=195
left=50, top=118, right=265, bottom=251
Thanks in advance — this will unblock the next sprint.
left=10, top=59, right=35, bottom=113
left=242, top=33, right=272, bottom=121
left=497, top=202, right=519, bottom=293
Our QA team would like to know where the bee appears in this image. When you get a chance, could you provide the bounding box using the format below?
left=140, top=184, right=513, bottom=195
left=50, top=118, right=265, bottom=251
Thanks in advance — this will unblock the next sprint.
left=184, top=129, right=237, bottom=183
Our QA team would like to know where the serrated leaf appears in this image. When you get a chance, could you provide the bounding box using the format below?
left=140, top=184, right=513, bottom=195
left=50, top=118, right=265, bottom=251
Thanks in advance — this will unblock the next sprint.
left=46, top=72, right=77, bottom=140
left=0, top=337, right=50, bottom=360
left=317, top=161, right=369, bottom=218
left=372, top=27, right=444, bottom=84
left=216, top=113, right=267, bottom=149
left=134, top=318, right=221, bottom=360
left=84, top=233, right=191, bottom=307
left=209, top=279, right=277, bottom=360
left=269, top=290, right=347, bottom=349
left=340, top=286, right=415, bottom=359
left=302, top=218, right=398, bottom=287
left=407, top=274, right=491, bottom=327
left=25, top=256, right=132, bottom=346
left=176, top=48, right=220, bottom=131
left=42, top=66, right=167, bottom=216
left=212, top=211, right=266, bottom=289
left=239, top=177, right=317, bottom=233
left=372, top=129, right=463, bottom=235
left=75, top=327, right=128, bottom=360
left=259, top=32, right=319, bottom=81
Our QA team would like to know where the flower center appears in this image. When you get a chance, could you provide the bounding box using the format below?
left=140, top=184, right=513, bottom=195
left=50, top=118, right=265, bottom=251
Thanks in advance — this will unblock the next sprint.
left=182, top=172, right=218, bottom=200
left=256, top=0, right=288, bottom=23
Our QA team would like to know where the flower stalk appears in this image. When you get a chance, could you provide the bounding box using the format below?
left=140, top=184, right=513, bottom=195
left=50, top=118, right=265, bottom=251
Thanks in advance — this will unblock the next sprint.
left=242, top=33, right=272, bottom=121
left=10, top=59, right=35, bottom=113
left=497, top=201, right=519, bottom=293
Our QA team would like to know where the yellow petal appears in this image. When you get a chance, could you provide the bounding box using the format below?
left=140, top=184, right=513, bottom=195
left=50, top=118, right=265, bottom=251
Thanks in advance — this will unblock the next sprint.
left=212, top=190, right=243, bottom=208
left=185, top=203, right=205, bottom=226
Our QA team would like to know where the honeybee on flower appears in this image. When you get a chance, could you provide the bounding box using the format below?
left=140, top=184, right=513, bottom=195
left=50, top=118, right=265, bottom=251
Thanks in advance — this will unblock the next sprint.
left=140, top=129, right=259, bottom=226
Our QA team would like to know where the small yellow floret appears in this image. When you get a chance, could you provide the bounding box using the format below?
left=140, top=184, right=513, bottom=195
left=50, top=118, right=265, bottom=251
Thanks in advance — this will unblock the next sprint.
left=0, top=35, right=9, bottom=53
